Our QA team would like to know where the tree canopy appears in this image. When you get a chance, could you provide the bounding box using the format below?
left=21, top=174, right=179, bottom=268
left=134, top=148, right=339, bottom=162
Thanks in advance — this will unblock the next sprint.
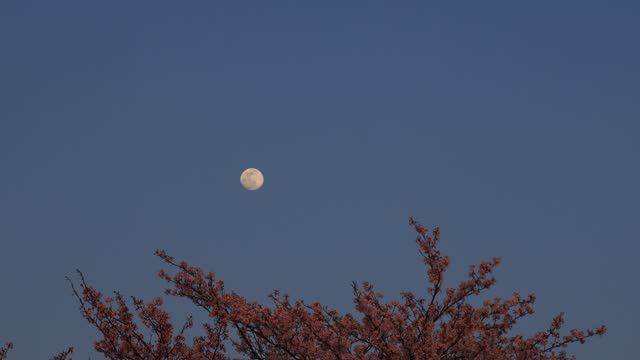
left=2, top=219, right=605, bottom=359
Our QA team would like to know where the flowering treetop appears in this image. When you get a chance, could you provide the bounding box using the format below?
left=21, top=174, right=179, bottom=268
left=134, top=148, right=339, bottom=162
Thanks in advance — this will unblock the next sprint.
left=2, top=218, right=605, bottom=359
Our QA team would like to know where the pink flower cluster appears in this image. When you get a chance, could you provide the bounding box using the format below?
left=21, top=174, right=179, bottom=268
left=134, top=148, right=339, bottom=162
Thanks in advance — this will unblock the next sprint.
left=0, top=343, right=13, bottom=360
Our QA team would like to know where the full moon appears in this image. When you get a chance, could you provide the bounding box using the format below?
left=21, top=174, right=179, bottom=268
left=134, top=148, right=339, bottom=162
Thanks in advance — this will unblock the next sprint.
left=240, top=168, right=264, bottom=191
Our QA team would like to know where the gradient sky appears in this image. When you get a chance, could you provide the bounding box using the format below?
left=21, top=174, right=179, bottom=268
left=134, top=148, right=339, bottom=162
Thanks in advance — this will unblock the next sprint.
left=1, top=2, right=638, bottom=358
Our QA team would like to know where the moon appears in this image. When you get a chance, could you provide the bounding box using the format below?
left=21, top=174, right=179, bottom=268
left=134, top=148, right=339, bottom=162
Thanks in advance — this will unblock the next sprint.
left=240, top=168, right=264, bottom=191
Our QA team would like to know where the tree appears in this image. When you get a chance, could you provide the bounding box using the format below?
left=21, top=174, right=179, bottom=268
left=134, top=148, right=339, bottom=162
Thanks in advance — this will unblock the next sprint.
left=4, top=219, right=606, bottom=359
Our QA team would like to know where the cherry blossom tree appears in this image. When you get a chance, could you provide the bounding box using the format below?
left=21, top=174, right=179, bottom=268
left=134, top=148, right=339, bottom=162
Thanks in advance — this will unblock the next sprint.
left=5, top=218, right=606, bottom=359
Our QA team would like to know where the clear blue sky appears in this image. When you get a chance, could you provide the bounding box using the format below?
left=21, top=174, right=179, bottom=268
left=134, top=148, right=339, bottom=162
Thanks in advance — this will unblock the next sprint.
left=1, top=2, right=638, bottom=358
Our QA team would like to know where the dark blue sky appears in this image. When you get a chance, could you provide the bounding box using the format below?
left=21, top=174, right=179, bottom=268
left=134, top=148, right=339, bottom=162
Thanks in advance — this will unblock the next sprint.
left=1, top=2, right=638, bottom=358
